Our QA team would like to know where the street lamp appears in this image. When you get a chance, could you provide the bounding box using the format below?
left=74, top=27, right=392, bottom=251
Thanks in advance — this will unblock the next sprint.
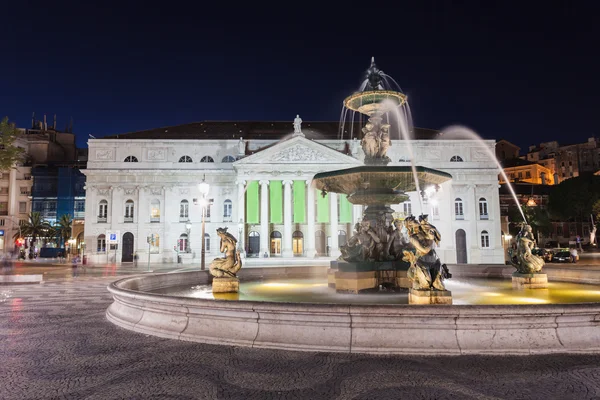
left=198, top=177, right=210, bottom=270
left=238, top=219, right=244, bottom=257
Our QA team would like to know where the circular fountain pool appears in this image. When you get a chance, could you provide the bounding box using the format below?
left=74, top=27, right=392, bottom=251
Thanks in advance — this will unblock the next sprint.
left=149, top=277, right=600, bottom=305
left=107, top=265, right=600, bottom=355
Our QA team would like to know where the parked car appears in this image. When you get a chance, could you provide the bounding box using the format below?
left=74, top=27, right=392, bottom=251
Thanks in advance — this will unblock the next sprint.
left=551, top=249, right=579, bottom=263
left=532, top=248, right=553, bottom=262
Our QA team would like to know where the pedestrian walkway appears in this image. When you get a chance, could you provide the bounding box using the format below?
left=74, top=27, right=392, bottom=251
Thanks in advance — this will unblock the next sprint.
left=1, top=274, right=600, bottom=398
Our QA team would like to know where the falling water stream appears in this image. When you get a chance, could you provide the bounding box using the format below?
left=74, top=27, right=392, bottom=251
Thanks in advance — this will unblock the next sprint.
left=439, top=125, right=528, bottom=223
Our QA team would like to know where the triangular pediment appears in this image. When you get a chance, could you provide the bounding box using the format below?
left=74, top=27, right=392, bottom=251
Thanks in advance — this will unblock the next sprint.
left=234, top=135, right=361, bottom=166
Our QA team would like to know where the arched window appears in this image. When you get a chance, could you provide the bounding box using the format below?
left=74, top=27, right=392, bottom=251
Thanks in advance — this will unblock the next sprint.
left=221, top=155, right=236, bottom=163
left=454, top=198, right=464, bottom=219
left=124, top=199, right=134, bottom=222
left=450, top=155, right=463, bottom=162
left=180, top=200, right=189, bottom=220
left=200, top=156, right=214, bottom=163
left=292, top=231, right=303, bottom=255
left=481, top=230, right=490, bottom=248
left=248, top=231, right=259, bottom=256
left=150, top=199, right=160, bottom=222
left=204, top=233, right=210, bottom=252
left=478, top=197, right=488, bottom=219
left=179, top=233, right=189, bottom=252
left=97, top=234, right=106, bottom=252
left=124, top=156, right=138, bottom=162
left=223, top=199, right=232, bottom=220
left=179, top=155, right=193, bottom=163
left=98, top=200, right=108, bottom=222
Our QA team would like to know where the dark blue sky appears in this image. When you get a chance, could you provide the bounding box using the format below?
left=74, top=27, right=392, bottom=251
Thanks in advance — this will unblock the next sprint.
left=3, top=1, right=599, bottom=150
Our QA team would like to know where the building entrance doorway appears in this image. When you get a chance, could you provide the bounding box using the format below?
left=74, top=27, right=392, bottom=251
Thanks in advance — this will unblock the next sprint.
left=270, top=231, right=281, bottom=256
left=121, top=232, right=134, bottom=262
left=248, top=231, right=259, bottom=257
left=292, top=231, right=303, bottom=256
left=455, top=229, right=467, bottom=263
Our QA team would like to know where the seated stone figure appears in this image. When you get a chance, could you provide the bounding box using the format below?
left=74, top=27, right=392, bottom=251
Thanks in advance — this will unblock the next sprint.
left=387, top=218, right=411, bottom=260
left=403, top=215, right=451, bottom=290
left=339, top=220, right=380, bottom=262
left=209, top=227, right=242, bottom=278
left=510, top=224, right=544, bottom=274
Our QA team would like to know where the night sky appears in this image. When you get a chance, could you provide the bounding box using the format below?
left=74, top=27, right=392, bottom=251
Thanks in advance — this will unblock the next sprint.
left=3, top=2, right=599, bottom=150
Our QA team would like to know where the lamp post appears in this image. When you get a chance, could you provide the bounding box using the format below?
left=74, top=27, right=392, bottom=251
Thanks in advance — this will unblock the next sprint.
left=238, top=219, right=244, bottom=257
left=198, top=178, right=210, bottom=270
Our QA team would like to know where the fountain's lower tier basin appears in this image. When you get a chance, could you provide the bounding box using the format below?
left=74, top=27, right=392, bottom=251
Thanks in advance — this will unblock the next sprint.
left=107, top=265, right=600, bottom=355
left=329, top=260, right=411, bottom=293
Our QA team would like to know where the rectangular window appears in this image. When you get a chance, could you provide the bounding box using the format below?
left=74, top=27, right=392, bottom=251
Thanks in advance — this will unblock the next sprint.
left=0, top=187, right=8, bottom=194
left=525, top=171, right=531, bottom=178
left=455, top=202, right=464, bottom=217
left=403, top=202, right=412, bottom=216
left=431, top=205, right=439, bottom=218
left=19, top=202, right=27, bottom=213
left=0, top=219, right=4, bottom=226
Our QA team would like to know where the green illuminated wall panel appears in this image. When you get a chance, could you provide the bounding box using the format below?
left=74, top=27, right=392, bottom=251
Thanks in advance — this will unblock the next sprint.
left=339, top=194, right=353, bottom=223
left=316, top=190, right=329, bottom=223
left=293, top=180, right=306, bottom=223
left=269, top=180, right=283, bottom=224
left=246, top=181, right=259, bottom=224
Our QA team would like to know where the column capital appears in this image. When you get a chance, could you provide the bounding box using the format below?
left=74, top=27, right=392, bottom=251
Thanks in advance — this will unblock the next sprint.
left=235, top=179, right=247, bottom=186
left=305, top=179, right=312, bottom=186
left=259, top=180, right=270, bottom=186
left=282, top=179, right=293, bottom=186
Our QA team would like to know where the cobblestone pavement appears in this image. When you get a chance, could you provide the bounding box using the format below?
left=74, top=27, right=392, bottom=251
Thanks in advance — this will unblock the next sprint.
left=1, top=277, right=600, bottom=399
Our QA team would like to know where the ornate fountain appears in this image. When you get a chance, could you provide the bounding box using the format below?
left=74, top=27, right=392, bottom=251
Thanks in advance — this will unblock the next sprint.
left=312, top=58, right=453, bottom=303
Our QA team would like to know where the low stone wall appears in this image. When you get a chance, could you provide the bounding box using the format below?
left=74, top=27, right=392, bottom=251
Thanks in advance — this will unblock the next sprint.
left=106, top=265, right=600, bottom=355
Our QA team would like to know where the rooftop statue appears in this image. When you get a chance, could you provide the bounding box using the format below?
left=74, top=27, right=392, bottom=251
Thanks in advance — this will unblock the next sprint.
left=209, top=227, right=242, bottom=278
left=293, top=114, right=302, bottom=134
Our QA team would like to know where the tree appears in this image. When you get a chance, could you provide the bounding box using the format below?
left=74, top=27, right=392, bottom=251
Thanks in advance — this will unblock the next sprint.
left=507, top=205, right=552, bottom=240
left=16, top=212, right=52, bottom=259
left=0, top=117, right=25, bottom=172
left=548, top=174, right=600, bottom=221
left=53, top=214, right=73, bottom=247
left=593, top=199, right=600, bottom=223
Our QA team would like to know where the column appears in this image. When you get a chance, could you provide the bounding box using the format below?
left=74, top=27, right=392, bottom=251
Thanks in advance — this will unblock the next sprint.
left=259, top=180, right=269, bottom=256
left=329, top=192, right=340, bottom=258
left=282, top=180, right=293, bottom=257
left=306, top=180, right=316, bottom=257
left=353, top=204, right=363, bottom=225
left=237, top=180, right=246, bottom=254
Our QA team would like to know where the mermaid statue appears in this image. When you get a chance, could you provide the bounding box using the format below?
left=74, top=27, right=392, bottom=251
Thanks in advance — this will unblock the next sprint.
left=209, top=227, right=242, bottom=278
left=509, top=224, right=544, bottom=274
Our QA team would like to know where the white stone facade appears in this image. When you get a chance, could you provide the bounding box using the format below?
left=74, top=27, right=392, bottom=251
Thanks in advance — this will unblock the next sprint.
left=82, top=134, right=505, bottom=265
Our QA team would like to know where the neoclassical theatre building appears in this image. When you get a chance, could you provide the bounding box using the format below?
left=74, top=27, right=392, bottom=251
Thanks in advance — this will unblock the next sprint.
left=83, top=120, right=505, bottom=265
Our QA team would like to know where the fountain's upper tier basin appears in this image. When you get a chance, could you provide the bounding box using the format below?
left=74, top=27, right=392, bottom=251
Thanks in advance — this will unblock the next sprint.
left=312, top=166, right=452, bottom=205
left=344, top=90, right=407, bottom=116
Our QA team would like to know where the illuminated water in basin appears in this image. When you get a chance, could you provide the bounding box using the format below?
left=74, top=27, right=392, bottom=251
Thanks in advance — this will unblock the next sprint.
left=149, top=278, right=600, bottom=305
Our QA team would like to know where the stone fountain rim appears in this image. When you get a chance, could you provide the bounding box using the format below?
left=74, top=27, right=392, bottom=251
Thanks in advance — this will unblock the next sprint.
left=312, top=165, right=453, bottom=180
left=106, top=266, right=600, bottom=355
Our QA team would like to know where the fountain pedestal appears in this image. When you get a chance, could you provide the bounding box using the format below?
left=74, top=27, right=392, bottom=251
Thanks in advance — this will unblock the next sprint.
left=329, top=261, right=411, bottom=293
left=212, top=277, right=240, bottom=293
left=512, top=272, right=548, bottom=289
left=408, top=289, right=453, bottom=305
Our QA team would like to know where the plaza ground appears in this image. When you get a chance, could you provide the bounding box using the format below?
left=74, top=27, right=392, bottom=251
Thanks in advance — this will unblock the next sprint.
left=1, top=260, right=600, bottom=399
